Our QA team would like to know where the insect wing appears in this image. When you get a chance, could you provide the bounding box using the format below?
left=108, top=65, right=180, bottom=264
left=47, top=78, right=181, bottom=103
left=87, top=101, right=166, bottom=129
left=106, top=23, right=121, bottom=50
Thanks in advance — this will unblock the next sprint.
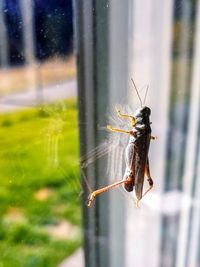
left=106, top=107, right=132, bottom=181
left=134, top=133, right=151, bottom=200
left=80, top=139, right=116, bottom=169
left=80, top=108, right=130, bottom=191
left=106, top=133, right=128, bottom=181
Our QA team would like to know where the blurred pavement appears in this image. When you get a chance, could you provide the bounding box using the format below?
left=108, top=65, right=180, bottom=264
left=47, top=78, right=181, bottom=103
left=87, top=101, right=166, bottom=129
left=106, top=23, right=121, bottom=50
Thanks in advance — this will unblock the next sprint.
left=0, top=79, right=77, bottom=112
left=58, top=248, right=84, bottom=267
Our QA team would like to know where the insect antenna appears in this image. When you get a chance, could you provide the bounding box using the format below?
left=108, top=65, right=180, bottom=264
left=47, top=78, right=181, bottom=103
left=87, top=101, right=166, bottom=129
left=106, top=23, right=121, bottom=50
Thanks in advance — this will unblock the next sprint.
left=143, top=85, right=149, bottom=105
left=131, top=78, right=143, bottom=107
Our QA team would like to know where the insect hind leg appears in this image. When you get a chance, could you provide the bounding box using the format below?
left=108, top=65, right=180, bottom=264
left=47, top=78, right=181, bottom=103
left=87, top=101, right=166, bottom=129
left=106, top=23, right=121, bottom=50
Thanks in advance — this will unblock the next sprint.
left=87, top=179, right=129, bottom=207
left=143, top=158, right=153, bottom=198
left=124, top=183, right=134, bottom=192
left=134, top=158, right=153, bottom=208
left=123, top=175, right=134, bottom=192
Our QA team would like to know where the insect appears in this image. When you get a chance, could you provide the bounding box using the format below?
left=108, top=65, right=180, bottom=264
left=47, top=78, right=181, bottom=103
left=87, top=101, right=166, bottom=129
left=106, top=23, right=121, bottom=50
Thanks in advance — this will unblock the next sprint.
left=87, top=79, right=157, bottom=207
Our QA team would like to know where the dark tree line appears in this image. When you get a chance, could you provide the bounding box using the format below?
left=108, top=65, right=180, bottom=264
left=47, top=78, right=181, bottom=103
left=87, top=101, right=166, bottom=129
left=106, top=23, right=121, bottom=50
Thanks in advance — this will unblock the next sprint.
left=3, top=0, right=73, bottom=65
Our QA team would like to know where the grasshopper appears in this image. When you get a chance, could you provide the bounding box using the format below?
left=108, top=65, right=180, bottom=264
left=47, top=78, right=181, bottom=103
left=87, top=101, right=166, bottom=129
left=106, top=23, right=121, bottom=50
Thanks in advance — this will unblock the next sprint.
left=87, top=79, right=156, bottom=207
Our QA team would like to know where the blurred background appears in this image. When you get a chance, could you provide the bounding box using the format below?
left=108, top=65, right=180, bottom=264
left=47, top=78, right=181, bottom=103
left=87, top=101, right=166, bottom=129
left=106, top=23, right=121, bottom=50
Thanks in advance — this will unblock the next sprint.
left=1, top=0, right=200, bottom=267
left=0, top=0, right=81, bottom=267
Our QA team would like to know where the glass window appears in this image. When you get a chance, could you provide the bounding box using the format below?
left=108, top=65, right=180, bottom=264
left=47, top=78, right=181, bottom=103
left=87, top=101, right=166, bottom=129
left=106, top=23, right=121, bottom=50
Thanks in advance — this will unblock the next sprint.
left=76, top=1, right=200, bottom=267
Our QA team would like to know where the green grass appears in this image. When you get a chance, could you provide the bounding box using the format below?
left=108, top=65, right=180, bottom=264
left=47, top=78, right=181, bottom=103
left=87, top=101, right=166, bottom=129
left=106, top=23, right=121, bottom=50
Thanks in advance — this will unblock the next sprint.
left=0, top=99, right=82, bottom=267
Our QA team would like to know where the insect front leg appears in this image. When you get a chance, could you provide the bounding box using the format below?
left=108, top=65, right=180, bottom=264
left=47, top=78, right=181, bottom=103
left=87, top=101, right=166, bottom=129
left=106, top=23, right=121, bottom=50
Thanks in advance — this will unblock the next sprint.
left=115, top=106, right=136, bottom=126
left=107, top=125, right=131, bottom=135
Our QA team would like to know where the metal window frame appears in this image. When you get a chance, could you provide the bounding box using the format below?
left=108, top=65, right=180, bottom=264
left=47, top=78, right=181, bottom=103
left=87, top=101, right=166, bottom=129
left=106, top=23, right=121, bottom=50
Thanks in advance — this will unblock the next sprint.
left=74, top=1, right=130, bottom=266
